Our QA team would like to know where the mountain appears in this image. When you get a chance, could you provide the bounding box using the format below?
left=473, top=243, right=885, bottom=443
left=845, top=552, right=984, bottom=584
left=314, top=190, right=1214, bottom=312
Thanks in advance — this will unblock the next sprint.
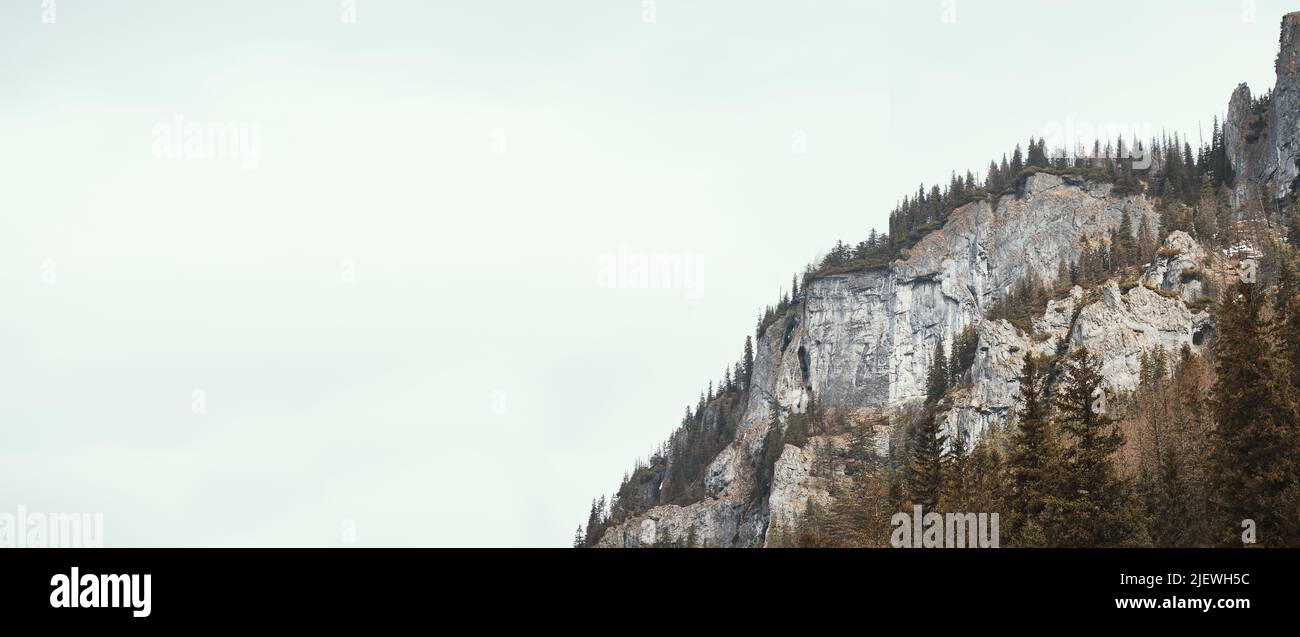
left=1226, top=12, right=1300, bottom=207
left=580, top=13, right=1300, bottom=549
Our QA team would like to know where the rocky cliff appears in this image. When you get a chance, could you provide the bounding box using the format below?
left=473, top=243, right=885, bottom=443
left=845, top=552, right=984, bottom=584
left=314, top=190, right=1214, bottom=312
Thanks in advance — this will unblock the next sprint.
left=1225, top=13, right=1300, bottom=208
left=594, top=12, right=1300, bottom=549
left=800, top=173, right=1157, bottom=418
left=597, top=176, right=1211, bottom=548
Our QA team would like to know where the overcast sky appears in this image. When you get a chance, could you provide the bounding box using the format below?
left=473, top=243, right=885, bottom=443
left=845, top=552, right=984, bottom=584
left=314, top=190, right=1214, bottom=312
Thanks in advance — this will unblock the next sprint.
left=0, top=0, right=1290, bottom=546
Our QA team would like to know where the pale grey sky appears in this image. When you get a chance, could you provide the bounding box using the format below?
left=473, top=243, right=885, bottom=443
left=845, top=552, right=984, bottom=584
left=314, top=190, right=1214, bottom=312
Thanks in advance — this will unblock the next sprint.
left=0, top=1, right=1289, bottom=546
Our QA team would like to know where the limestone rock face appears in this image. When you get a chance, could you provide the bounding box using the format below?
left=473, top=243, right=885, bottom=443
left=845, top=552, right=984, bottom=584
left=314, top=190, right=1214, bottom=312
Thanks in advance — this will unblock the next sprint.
left=1226, top=13, right=1300, bottom=206
left=1142, top=230, right=1207, bottom=301
left=1070, top=281, right=1212, bottom=391
left=763, top=443, right=833, bottom=546
left=801, top=173, right=1157, bottom=413
left=1273, top=12, right=1300, bottom=201
left=594, top=499, right=746, bottom=548
left=1224, top=83, right=1271, bottom=209
left=946, top=267, right=1212, bottom=443
left=946, top=311, right=1060, bottom=441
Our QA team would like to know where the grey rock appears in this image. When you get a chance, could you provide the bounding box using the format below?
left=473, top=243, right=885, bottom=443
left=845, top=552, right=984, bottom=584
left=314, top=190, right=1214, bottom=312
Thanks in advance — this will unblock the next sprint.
left=763, top=443, right=832, bottom=546
left=1071, top=281, right=1211, bottom=391
left=1141, top=230, right=1207, bottom=302
left=1225, top=13, right=1300, bottom=206
left=802, top=173, right=1157, bottom=413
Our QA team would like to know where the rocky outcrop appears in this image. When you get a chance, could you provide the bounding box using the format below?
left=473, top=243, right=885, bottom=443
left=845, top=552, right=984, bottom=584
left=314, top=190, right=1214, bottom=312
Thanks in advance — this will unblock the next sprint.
left=1224, top=83, right=1271, bottom=209
left=801, top=173, right=1157, bottom=413
left=1225, top=13, right=1300, bottom=206
left=763, top=442, right=836, bottom=546
left=1141, top=230, right=1207, bottom=301
left=945, top=296, right=1070, bottom=440
left=1071, top=281, right=1212, bottom=390
left=1274, top=12, right=1300, bottom=201
left=594, top=499, right=746, bottom=548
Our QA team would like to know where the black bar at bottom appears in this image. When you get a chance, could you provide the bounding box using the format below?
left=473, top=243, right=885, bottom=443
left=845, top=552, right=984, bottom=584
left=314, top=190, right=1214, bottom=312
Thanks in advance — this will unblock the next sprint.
left=0, top=548, right=1290, bottom=625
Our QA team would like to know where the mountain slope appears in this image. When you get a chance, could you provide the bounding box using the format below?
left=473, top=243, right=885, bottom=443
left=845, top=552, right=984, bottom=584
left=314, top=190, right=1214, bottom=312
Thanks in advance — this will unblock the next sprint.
left=587, top=13, right=1300, bottom=549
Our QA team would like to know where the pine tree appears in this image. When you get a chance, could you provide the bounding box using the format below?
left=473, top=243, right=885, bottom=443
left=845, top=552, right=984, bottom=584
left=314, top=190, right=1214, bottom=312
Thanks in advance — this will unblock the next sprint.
left=1112, top=212, right=1134, bottom=268
left=950, top=325, right=978, bottom=384
left=1146, top=345, right=1217, bottom=546
left=584, top=498, right=604, bottom=546
left=1210, top=281, right=1300, bottom=546
left=943, top=423, right=971, bottom=510
left=986, top=160, right=1001, bottom=192
left=926, top=338, right=949, bottom=404
left=847, top=416, right=882, bottom=479
left=1052, top=348, right=1150, bottom=546
left=907, top=411, right=946, bottom=510
left=825, top=420, right=893, bottom=548
left=1006, top=355, right=1061, bottom=546
left=1137, top=215, right=1156, bottom=266
left=1027, top=137, right=1048, bottom=167
left=1055, top=258, right=1071, bottom=295
left=742, top=336, right=755, bottom=388
left=1277, top=251, right=1300, bottom=392
left=1133, top=344, right=1208, bottom=546
left=966, top=435, right=1007, bottom=525
left=1194, top=180, right=1220, bottom=244
left=572, top=525, right=586, bottom=548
